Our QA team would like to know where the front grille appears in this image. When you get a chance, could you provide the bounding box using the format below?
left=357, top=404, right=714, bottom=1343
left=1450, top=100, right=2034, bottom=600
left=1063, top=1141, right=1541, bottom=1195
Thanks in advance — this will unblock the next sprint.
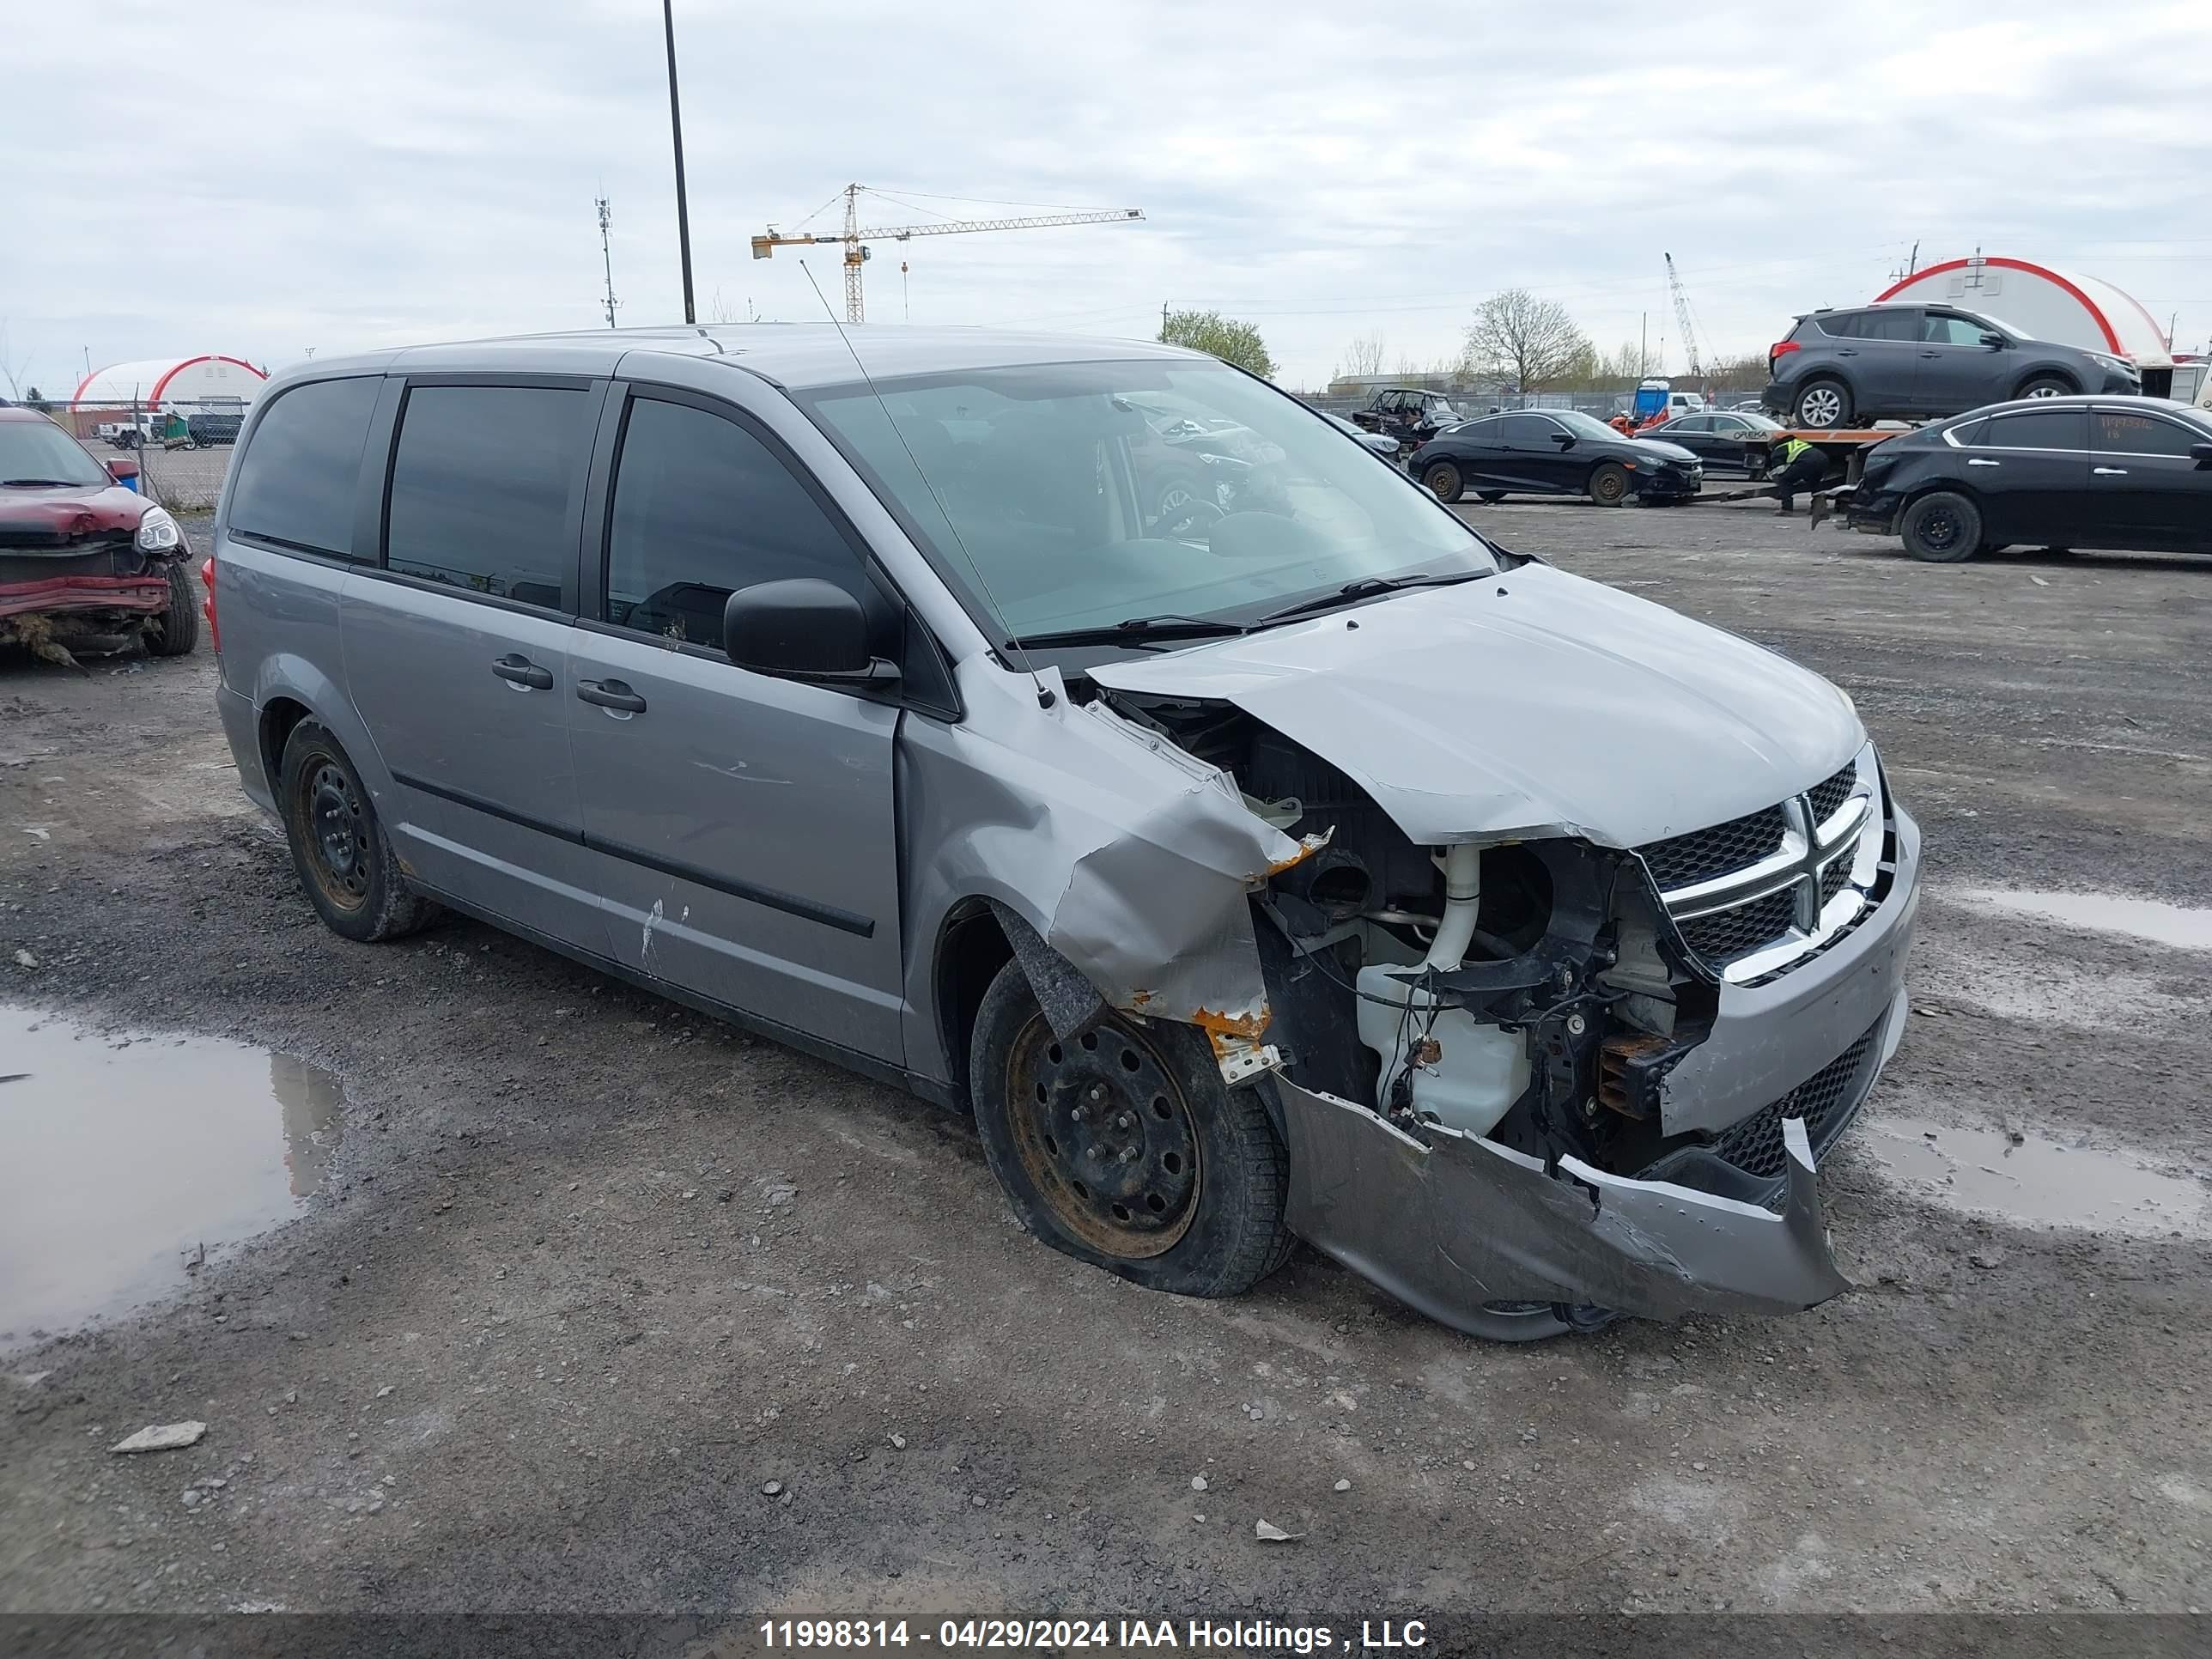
left=1638, top=805, right=1786, bottom=890
left=1710, top=1019, right=1885, bottom=1183
left=1675, top=889, right=1796, bottom=963
left=1817, top=856, right=1853, bottom=908
left=1806, top=761, right=1858, bottom=825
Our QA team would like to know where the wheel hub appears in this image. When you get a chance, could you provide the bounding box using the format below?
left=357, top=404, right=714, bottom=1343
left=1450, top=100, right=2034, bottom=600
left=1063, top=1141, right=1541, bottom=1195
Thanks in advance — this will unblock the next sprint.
left=1008, top=1021, right=1200, bottom=1258
left=305, top=763, right=370, bottom=908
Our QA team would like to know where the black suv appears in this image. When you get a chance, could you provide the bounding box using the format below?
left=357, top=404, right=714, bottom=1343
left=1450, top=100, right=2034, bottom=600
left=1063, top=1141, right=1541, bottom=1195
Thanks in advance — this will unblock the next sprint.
left=1764, top=304, right=2139, bottom=429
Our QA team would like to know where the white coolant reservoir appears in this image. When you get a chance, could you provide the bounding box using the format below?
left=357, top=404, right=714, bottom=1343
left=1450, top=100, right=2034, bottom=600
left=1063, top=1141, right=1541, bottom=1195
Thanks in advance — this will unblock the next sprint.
left=1354, top=963, right=1530, bottom=1137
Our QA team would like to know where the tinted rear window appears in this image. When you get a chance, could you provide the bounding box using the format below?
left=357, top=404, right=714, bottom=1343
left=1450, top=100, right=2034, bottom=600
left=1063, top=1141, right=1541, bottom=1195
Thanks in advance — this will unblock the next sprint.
left=228, top=376, right=380, bottom=556
left=1859, top=309, right=1921, bottom=342
left=384, top=386, right=592, bottom=609
left=1984, top=409, right=2088, bottom=450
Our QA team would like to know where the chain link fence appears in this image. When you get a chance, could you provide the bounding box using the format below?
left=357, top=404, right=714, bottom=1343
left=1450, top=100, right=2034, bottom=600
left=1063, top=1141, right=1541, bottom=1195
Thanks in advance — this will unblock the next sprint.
left=48, top=398, right=237, bottom=514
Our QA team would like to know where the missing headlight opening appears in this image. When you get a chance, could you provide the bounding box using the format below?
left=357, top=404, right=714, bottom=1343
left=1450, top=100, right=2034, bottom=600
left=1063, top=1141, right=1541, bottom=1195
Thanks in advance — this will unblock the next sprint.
left=1095, top=684, right=1909, bottom=1339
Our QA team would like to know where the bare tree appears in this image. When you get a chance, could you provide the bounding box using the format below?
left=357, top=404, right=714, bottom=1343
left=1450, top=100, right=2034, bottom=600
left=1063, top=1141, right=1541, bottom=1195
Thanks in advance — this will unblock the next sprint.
left=1459, top=289, right=1591, bottom=391
left=1334, top=331, right=1386, bottom=380
left=0, top=321, right=32, bottom=403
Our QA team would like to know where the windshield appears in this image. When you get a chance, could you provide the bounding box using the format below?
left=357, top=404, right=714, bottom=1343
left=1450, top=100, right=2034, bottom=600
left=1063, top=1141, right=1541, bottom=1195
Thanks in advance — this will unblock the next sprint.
left=0, top=419, right=108, bottom=487
left=799, top=359, right=1496, bottom=647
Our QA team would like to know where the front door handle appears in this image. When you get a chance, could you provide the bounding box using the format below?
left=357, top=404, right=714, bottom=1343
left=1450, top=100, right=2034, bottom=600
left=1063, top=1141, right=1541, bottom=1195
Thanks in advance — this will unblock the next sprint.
left=491, top=654, right=554, bottom=690
left=1967, top=458, right=2001, bottom=467
left=577, top=678, right=647, bottom=714
left=2093, top=466, right=2129, bottom=477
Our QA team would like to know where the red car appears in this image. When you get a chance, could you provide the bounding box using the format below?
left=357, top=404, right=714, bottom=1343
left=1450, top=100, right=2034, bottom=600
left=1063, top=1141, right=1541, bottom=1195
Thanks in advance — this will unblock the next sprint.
left=0, top=405, right=198, bottom=660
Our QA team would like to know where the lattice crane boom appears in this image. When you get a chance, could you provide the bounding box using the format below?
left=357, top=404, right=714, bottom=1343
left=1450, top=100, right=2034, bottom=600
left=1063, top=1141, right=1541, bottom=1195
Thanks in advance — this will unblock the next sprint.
left=1664, top=252, right=1704, bottom=380
left=752, top=184, right=1144, bottom=322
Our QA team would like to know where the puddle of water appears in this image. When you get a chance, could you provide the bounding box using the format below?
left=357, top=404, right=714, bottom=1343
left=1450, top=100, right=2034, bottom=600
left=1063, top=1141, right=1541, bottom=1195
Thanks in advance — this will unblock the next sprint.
left=0, top=1006, right=341, bottom=1347
left=1952, top=887, right=2212, bottom=953
left=1866, top=1115, right=2210, bottom=1239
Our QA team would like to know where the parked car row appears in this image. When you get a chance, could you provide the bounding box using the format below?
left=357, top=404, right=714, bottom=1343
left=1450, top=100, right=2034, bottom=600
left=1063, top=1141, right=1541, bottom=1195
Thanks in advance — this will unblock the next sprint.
left=1411, top=408, right=1704, bottom=507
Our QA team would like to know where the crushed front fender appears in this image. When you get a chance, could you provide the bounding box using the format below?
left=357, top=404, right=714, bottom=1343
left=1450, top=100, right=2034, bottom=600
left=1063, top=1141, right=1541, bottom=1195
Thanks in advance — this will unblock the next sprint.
left=1275, top=1076, right=1850, bottom=1330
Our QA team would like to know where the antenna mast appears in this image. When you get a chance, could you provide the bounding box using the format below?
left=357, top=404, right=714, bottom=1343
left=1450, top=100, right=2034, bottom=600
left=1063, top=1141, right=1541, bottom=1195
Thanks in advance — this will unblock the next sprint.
left=596, top=197, right=621, bottom=329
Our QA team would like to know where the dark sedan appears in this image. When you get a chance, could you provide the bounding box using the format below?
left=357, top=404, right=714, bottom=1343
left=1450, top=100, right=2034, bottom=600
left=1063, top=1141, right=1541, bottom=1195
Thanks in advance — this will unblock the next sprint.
left=1412, top=408, right=1703, bottom=507
left=1640, top=409, right=1784, bottom=475
left=1842, top=396, right=2212, bottom=562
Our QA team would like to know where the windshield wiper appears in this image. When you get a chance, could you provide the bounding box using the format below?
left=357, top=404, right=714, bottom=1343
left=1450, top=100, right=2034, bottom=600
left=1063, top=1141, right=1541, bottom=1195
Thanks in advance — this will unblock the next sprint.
left=1255, top=569, right=1487, bottom=627
left=2, top=478, right=91, bottom=488
left=1006, top=615, right=1250, bottom=651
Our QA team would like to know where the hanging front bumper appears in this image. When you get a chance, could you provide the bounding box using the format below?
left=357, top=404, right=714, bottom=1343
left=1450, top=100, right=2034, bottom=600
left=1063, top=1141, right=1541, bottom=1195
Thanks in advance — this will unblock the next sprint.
left=1275, top=1076, right=1858, bottom=1333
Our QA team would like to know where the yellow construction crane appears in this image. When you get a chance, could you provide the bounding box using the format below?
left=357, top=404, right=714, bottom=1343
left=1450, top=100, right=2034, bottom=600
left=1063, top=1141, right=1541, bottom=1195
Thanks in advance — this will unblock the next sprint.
left=752, top=184, right=1143, bottom=323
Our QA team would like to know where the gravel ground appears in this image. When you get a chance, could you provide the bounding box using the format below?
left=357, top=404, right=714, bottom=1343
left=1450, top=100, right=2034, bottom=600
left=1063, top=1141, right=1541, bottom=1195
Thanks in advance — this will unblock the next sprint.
left=2, top=500, right=2209, bottom=1638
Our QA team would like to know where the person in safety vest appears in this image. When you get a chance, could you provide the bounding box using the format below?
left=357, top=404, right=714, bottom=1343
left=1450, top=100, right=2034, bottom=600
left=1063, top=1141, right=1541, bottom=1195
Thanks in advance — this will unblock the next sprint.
left=1767, top=435, right=1828, bottom=514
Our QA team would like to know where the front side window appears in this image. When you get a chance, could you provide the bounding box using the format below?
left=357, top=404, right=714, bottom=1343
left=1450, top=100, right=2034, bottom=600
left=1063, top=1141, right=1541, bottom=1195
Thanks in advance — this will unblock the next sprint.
left=1922, top=314, right=1989, bottom=346
left=1497, top=415, right=1557, bottom=445
left=798, top=359, right=1495, bottom=647
left=1984, top=409, right=2088, bottom=451
left=605, top=396, right=863, bottom=652
left=228, top=376, right=380, bottom=556
left=2093, top=409, right=2201, bottom=458
left=385, top=385, right=592, bottom=607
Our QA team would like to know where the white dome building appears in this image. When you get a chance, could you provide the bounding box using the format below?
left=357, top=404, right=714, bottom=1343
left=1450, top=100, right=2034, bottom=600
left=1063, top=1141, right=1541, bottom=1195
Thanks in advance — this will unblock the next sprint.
left=70, top=355, right=267, bottom=410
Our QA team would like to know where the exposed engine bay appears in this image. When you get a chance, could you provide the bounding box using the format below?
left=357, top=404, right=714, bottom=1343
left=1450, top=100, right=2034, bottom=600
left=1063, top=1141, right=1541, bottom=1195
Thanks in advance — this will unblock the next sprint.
left=1097, top=687, right=1719, bottom=1191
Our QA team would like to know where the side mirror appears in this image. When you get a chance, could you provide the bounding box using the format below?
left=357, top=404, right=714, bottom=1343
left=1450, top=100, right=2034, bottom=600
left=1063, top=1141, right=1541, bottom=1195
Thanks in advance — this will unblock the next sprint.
left=1979, top=332, right=2008, bottom=349
left=1551, top=432, right=1576, bottom=447
left=2191, top=442, right=2212, bottom=468
left=724, top=578, right=896, bottom=686
left=106, top=456, right=141, bottom=484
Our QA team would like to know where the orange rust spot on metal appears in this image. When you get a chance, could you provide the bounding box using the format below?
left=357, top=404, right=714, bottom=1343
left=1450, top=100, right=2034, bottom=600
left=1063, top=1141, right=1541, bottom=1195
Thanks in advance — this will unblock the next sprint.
left=1258, top=830, right=1332, bottom=881
left=1127, top=988, right=1154, bottom=1008
left=1192, top=1006, right=1272, bottom=1057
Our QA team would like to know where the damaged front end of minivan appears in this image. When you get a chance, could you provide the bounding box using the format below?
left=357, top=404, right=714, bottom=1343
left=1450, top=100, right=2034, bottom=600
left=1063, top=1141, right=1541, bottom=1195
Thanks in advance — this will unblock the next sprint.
left=950, top=633, right=1919, bottom=1338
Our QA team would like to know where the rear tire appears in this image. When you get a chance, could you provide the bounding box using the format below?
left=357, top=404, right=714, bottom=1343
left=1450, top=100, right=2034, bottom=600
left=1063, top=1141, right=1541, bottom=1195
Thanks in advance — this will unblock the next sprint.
left=1899, top=491, right=1983, bottom=563
left=278, top=721, right=436, bottom=943
left=1422, top=461, right=1464, bottom=503
left=1588, top=461, right=1631, bottom=507
left=143, top=560, right=199, bottom=657
left=968, top=960, right=1291, bottom=1299
left=1795, top=379, right=1851, bottom=429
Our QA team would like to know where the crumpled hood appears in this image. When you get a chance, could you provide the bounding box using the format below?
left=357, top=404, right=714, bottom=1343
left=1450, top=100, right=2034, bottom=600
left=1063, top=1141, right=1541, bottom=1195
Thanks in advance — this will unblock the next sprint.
left=1091, top=562, right=1864, bottom=848
left=0, top=485, right=148, bottom=548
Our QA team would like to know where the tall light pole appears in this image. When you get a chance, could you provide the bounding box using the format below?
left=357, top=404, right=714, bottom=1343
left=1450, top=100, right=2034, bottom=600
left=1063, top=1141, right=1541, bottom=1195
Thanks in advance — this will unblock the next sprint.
left=661, top=0, right=696, bottom=325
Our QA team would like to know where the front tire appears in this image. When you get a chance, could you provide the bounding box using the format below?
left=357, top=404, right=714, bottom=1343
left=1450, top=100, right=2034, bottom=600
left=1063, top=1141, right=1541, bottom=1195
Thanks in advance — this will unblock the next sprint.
left=1588, top=461, right=1631, bottom=507
left=1795, top=379, right=1851, bottom=428
left=2015, top=374, right=2075, bottom=399
left=968, top=960, right=1291, bottom=1299
left=1422, top=460, right=1464, bottom=503
left=1899, top=491, right=1983, bottom=563
left=278, top=721, right=436, bottom=942
left=143, top=560, right=199, bottom=657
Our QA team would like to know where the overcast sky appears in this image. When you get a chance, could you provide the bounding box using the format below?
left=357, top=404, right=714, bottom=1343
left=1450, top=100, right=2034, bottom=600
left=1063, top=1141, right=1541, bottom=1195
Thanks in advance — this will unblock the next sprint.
left=6, top=0, right=2211, bottom=392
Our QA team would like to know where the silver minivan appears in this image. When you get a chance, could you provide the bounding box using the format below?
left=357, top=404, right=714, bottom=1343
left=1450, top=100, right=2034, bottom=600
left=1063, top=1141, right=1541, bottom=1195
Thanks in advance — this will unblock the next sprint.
left=210, top=325, right=1920, bottom=1340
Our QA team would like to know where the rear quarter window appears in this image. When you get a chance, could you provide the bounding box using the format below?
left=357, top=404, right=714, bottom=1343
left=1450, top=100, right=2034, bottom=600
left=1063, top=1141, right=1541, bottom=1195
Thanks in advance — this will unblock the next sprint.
left=1814, top=313, right=1862, bottom=339
left=227, top=376, right=381, bottom=557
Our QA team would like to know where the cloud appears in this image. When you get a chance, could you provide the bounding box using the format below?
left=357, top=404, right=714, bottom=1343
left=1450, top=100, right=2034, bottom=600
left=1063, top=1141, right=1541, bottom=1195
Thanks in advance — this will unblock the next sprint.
left=3, top=0, right=2209, bottom=390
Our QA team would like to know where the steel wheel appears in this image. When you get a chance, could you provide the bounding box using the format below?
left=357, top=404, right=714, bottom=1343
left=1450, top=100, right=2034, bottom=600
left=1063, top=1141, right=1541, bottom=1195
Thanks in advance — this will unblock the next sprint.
left=1004, top=1016, right=1200, bottom=1260
left=299, top=761, right=371, bottom=913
